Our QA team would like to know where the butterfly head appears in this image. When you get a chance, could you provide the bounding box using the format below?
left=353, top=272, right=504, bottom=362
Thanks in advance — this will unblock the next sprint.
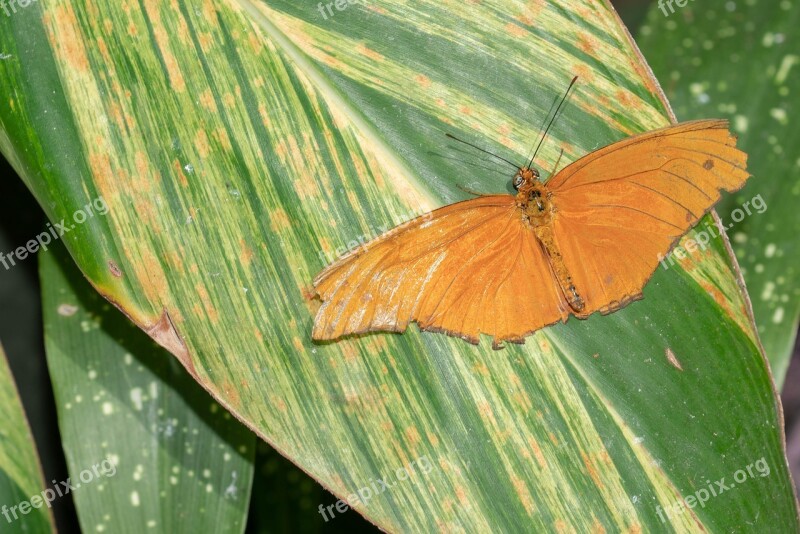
left=513, top=168, right=540, bottom=190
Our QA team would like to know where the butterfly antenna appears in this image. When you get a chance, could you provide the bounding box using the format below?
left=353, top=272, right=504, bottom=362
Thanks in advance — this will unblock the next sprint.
left=528, top=75, right=578, bottom=169
left=526, top=94, right=560, bottom=166
left=548, top=148, right=564, bottom=179
left=445, top=133, right=520, bottom=170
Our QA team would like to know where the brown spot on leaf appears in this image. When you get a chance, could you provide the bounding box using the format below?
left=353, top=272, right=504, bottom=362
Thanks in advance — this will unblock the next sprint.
left=199, top=89, right=217, bottom=112
left=108, top=260, right=122, bottom=278
left=577, top=32, right=598, bottom=55
left=269, top=394, right=287, bottom=412
left=173, top=159, right=190, bottom=187
left=44, top=6, right=91, bottom=73
left=472, top=362, right=490, bottom=375
left=198, top=31, right=213, bottom=52
left=516, top=0, right=545, bottom=26
left=527, top=437, right=547, bottom=469
left=454, top=485, right=468, bottom=505
left=88, top=151, right=114, bottom=195
left=505, top=22, right=527, bottom=38
left=414, top=74, right=431, bottom=88
left=572, top=63, right=595, bottom=84
left=194, top=284, right=218, bottom=322
left=405, top=426, right=422, bottom=447
left=703, top=159, right=715, bottom=170
left=582, top=452, right=604, bottom=489
left=355, top=43, right=383, bottom=61
left=239, top=239, right=254, bottom=267
left=615, top=89, right=639, bottom=110
left=222, top=91, right=237, bottom=110
left=194, top=130, right=211, bottom=158
left=220, top=380, right=241, bottom=410
left=269, top=207, right=291, bottom=233
left=511, top=474, right=535, bottom=515
left=211, top=128, right=233, bottom=152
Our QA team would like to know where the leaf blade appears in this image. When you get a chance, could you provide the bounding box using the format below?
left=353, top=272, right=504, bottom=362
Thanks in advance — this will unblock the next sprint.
left=0, top=0, right=796, bottom=530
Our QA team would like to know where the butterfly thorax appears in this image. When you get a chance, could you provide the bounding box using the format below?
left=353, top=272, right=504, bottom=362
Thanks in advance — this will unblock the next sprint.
left=513, top=169, right=553, bottom=227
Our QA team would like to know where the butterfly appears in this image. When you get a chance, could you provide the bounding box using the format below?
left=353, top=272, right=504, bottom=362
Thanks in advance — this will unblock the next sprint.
left=311, top=83, right=749, bottom=349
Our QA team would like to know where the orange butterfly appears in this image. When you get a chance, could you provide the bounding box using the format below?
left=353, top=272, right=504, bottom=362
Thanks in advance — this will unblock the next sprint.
left=312, top=104, right=749, bottom=348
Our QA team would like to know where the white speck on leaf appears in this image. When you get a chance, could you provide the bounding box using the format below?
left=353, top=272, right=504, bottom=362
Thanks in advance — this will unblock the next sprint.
left=224, top=471, right=238, bottom=500
left=58, top=304, right=79, bottom=316
left=130, top=388, right=143, bottom=411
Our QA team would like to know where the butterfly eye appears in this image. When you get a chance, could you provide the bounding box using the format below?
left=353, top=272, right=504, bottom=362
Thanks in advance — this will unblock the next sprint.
left=532, top=169, right=541, bottom=179
left=513, top=174, right=524, bottom=190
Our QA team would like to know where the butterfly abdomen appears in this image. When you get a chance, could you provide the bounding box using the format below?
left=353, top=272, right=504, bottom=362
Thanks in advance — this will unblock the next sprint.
left=518, top=185, right=586, bottom=313
left=533, top=224, right=586, bottom=313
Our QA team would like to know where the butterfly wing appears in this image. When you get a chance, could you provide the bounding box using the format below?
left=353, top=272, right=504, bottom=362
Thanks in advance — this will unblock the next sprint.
left=313, top=195, right=570, bottom=345
left=547, top=119, right=749, bottom=316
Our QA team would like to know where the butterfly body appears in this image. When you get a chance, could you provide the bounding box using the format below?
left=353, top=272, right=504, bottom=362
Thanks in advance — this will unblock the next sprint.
left=514, top=168, right=586, bottom=314
left=312, top=120, right=750, bottom=348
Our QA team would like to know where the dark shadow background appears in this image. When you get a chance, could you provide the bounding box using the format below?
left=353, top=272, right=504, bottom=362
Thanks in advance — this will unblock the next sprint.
left=0, top=1, right=797, bottom=532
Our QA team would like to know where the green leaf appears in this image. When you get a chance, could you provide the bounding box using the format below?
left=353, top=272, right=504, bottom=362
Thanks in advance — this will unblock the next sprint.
left=40, top=242, right=255, bottom=533
left=636, top=1, right=800, bottom=386
left=0, top=342, right=53, bottom=533
left=1, top=0, right=797, bottom=530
